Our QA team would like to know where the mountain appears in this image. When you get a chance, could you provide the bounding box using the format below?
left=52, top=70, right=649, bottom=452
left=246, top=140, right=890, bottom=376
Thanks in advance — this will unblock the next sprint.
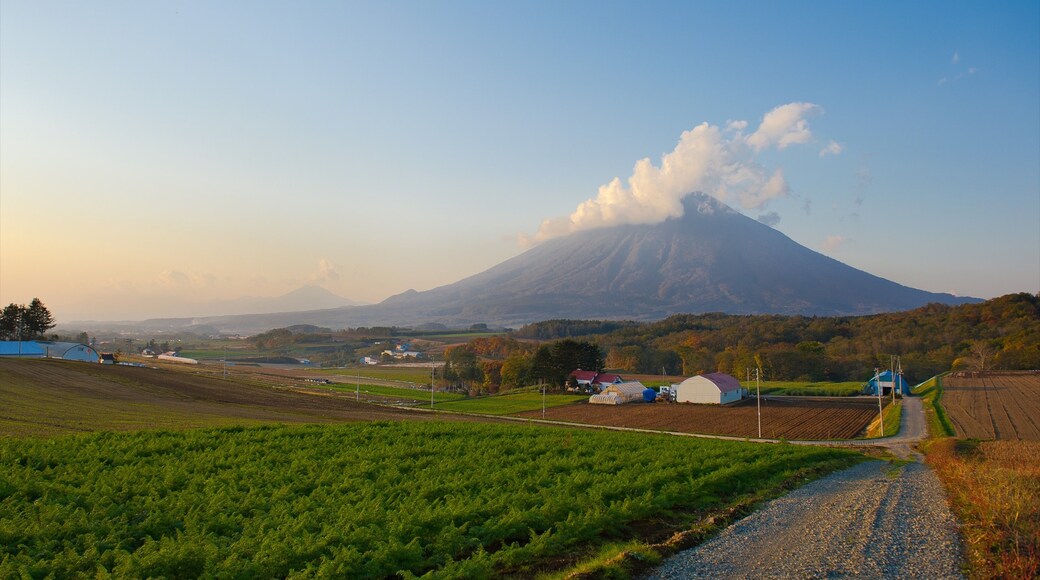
left=244, top=285, right=363, bottom=314
left=64, top=194, right=978, bottom=335
left=372, top=193, right=977, bottom=324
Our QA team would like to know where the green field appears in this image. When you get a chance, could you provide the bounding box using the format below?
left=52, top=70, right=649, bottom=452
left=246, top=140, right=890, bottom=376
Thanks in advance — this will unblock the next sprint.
left=433, top=392, right=587, bottom=415
left=756, top=380, right=865, bottom=397
left=312, top=366, right=435, bottom=384
left=0, top=421, right=861, bottom=578
left=321, top=382, right=466, bottom=403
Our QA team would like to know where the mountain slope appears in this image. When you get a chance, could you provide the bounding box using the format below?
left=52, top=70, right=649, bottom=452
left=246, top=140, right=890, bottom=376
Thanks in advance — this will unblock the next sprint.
left=376, top=194, right=974, bottom=323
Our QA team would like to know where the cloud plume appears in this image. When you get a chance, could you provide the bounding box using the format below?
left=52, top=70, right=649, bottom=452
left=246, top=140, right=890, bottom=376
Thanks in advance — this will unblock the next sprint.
left=528, top=102, right=826, bottom=244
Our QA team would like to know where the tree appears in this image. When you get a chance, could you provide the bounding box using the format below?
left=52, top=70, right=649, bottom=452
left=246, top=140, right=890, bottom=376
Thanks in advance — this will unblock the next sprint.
left=26, top=298, right=55, bottom=338
left=967, top=340, right=996, bottom=371
left=0, top=299, right=54, bottom=340
left=0, top=304, right=21, bottom=340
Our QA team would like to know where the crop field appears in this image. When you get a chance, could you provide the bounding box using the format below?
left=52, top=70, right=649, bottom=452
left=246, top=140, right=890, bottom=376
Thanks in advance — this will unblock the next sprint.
left=319, top=382, right=466, bottom=404
left=757, top=381, right=865, bottom=397
left=0, top=421, right=862, bottom=578
left=432, top=392, right=588, bottom=415
left=0, top=359, right=465, bottom=438
left=517, top=397, right=883, bottom=440
left=942, top=371, right=1040, bottom=440
left=311, top=366, right=436, bottom=384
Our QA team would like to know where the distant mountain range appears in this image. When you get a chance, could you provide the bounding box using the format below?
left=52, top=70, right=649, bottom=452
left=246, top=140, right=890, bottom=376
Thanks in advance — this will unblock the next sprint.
left=63, top=194, right=979, bottom=335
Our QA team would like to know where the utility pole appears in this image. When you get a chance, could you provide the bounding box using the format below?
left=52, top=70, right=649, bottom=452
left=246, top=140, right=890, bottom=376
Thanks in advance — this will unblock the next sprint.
left=874, top=367, right=884, bottom=436
left=757, top=368, right=762, bottom=438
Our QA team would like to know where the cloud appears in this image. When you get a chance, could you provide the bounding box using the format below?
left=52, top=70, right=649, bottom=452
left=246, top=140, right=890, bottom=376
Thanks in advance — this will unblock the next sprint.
left=528, top=102, right=829, bottom=244
left=745, top=102, right=821, bottom=151
left=156, top=270, right=215, bottom=289
left=308, top=258, right=341, bottom=284
left=757, top=212, right=781, bottom=227
left=952, top=51, right=960, bottom=64
left=821, top=235, right=846, bottom=251
left=819, top=140, right=843, bottom=157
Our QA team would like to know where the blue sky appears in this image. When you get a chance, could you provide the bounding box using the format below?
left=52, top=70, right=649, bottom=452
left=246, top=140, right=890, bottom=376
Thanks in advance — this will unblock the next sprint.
left=1, top=1, right=1037, bottom=321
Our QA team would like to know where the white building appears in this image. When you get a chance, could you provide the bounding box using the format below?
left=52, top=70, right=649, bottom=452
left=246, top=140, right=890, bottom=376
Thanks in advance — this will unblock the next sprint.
left=589, top=381, right=647, bottom=405
left=673, top=373, right=743, bottom=404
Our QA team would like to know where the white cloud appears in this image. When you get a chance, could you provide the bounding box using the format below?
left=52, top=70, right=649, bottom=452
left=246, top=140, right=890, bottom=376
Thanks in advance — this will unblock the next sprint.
left=952, top=51, right=960, bottom=64
left=528, top=102, right=830, bottom=244
left=821, top=235, right=846, bottom=251
left=745, top=102, right=821, bottom=151
left=819, top=140, right=843, bottom=157
left=309, top=258, right=341, bottom=284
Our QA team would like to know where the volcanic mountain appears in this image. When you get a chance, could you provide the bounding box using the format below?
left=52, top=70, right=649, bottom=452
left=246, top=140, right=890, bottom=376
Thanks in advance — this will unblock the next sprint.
left=373, top=193, right=975, bottom=326
left=72, top=194, right=976, bottom=334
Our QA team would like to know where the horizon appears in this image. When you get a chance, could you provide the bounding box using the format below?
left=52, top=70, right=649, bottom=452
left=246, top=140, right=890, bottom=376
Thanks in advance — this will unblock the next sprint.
left=2, top=2, right=1038, bottom=323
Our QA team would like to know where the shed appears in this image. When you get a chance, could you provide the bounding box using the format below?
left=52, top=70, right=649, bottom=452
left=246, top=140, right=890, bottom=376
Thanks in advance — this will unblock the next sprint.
left=674, top=373, right=743, bottom=404
left=0, top=341, right=100, bottom=362
left=589, top=381, right=647, bottom=405
left=0, top=341, right=46, bottom=358
left=866, top=370, right=910, bottom=396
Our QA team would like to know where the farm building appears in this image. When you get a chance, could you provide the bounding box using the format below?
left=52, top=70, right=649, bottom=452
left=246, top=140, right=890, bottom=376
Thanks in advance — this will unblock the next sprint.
left=158, top=352, right=199, bottom=365
left=0, top=340, right=101, bottom=362
left=589, top=381, right=647, bottom=405
left=866, top=370, right=910, bottom=396
left=673, top=372, right=744, bottom=404
left=569, top=370, right=625, bottom=392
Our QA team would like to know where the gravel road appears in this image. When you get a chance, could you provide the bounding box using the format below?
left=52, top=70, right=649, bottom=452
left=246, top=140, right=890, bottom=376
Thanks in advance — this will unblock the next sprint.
left=643, top=459, right=962, bottom=579
left=644, top=395, right=963, bottom=579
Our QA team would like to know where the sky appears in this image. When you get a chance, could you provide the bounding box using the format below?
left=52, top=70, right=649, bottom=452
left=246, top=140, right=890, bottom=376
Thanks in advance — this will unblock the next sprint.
left=1, top=1, right=1038, bottom=322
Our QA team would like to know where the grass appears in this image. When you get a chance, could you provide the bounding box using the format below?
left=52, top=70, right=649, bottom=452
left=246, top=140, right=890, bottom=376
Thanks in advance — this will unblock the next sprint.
left=433, top=392, right=587, bottom=415
left=318, top=382, right=466, bottom=403
left=924, top=438, right=1040, bottom=578
left=864, top=400, right=902, bottom=438
left=310, top=366, right=435, bottom=384
left=915, top=372, right=1039, bottom=578
left=0, top=421, right=864, bottom=578
left=756, top=380, right=865, bottom=397
left=913, top=373, right=955, bottom=437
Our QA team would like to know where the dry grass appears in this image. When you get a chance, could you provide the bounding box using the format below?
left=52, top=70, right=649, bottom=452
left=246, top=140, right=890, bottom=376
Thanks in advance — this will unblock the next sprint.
left=925, top=438, right=1040, bottom=578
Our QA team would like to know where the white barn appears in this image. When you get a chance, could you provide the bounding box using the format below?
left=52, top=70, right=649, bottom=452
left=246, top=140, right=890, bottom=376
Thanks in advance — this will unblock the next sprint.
left=589, top=381, right=646, bottom=405
left=674, top=373, right=743, bottom=404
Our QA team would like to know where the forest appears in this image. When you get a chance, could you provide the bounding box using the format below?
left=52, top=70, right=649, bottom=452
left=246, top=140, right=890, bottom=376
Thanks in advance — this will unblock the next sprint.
left=462, top=293, right=1039, bottom=388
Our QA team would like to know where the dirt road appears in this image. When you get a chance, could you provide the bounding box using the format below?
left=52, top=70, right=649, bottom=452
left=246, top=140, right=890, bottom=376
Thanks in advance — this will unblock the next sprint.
left=644, top=395, right=963, bottom=578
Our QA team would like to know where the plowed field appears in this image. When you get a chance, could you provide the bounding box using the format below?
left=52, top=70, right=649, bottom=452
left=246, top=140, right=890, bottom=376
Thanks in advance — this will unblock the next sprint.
left=943, top=371, right=1040, bottom=440
left=0, top=358, right=472, bottom=437
left=516, top=397, right=882, bottom=440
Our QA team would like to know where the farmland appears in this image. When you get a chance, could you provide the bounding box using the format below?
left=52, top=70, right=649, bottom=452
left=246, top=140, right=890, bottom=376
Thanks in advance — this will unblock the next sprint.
left=517, top=397, right=884, bottom=440
left=942, top=371, right=1040, bottom=440
left=0, top=421, right=862, bottom=578
left=0, top=358, right=464, bottom=438
left=433, top=392, right=587, bottom=415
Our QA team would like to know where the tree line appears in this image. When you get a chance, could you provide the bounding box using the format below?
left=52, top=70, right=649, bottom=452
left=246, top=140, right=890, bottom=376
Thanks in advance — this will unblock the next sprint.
left=512, top=293, right=1040, bottom=384
left=0, top=298, right=55, bottom=341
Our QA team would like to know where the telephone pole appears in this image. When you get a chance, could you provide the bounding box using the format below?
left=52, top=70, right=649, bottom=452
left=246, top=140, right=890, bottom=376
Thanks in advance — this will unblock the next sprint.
left=755, top=367, right=762, bottom=439
left=874, top=367, right=884, bottom=436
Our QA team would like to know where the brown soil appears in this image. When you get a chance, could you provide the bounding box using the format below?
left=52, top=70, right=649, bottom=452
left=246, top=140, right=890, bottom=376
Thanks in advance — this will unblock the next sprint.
left=0, top=358, right=483, bottom=437
left=515, top=397, right=881, bottom=440
left=942, top=371, right=1040, bottom=440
